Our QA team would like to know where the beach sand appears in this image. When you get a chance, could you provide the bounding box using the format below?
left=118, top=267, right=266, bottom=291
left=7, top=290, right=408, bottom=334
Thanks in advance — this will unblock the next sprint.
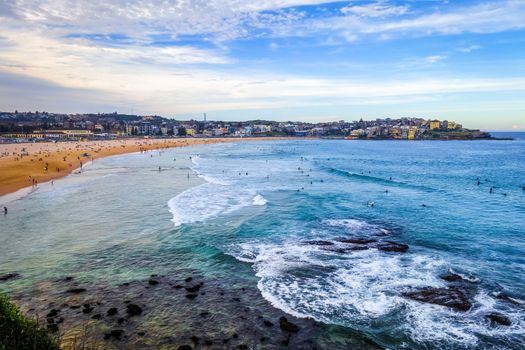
left=0, top=138, right=253, bottom=197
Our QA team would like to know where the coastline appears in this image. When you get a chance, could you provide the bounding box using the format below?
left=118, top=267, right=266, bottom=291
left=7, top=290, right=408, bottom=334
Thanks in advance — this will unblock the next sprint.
left=0, top=137, right=284, bottom=198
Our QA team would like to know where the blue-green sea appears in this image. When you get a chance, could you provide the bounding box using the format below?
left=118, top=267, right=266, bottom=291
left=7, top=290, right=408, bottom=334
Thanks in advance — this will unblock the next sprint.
left=1, top=135, right=525, bottom=349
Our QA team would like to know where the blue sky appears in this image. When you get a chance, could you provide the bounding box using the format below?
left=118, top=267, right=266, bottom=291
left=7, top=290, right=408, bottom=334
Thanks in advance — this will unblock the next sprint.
left=0, top=0, right=524, bottom=130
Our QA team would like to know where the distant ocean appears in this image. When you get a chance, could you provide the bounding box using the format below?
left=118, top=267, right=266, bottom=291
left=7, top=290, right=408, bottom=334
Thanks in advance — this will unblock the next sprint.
left=2, top=137, right=525, bottom=349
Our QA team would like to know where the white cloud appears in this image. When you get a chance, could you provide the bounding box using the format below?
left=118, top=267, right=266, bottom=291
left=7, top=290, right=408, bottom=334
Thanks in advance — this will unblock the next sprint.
left=457, top=45, right=482, bottom=53
left=425, top=55, right=447, bottom=64
left=341, top=1, right=409, bottom=18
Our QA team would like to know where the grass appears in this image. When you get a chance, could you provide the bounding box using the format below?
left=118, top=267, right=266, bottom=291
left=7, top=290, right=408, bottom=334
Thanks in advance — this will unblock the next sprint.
left=0, top=293, right=59, bottom=350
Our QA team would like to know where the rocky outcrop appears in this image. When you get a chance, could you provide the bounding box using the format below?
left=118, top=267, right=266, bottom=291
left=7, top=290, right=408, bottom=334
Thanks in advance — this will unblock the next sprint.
left=403, top=287, right=471, bottom=311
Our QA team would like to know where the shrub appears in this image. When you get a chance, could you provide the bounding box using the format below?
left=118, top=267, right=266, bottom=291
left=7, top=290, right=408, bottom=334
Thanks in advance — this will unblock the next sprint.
left=0, top=294, right=59, bottom=350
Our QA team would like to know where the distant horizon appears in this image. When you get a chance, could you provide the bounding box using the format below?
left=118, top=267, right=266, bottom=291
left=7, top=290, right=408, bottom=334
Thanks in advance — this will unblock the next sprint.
left=1, top=1, right=524, bottom=131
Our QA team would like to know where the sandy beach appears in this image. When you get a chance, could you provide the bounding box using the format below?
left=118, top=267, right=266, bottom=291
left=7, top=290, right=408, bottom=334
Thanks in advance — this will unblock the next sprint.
left=0, top=138, right=254, bottom=197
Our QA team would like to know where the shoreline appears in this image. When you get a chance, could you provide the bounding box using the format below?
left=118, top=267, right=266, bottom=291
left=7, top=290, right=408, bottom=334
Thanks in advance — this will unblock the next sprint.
left=0, top=137, right=286, bottom=199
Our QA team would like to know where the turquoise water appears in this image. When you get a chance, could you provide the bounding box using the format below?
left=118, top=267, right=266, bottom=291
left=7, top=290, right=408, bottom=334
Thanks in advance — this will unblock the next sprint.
left=1, top=137, right=525, bottom=349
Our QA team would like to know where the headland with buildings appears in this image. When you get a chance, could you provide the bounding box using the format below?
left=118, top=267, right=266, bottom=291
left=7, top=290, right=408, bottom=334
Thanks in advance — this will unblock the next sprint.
left=0, top=110, right=499, bottom=143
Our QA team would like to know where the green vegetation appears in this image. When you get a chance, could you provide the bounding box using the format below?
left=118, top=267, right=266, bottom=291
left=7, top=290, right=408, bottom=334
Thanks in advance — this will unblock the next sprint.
left=0, top=294, right=59, bottom=350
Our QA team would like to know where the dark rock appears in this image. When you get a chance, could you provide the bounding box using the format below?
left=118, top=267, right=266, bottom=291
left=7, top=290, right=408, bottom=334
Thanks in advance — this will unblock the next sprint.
left=495, top=293, right=523, bottom=305
left=404, top=287, right=472, bottom=311
left=185, top=277, right=193, bottom=282
left=260, top=337, right=268, bottom=342
left=174, top=284, right=183, bottom=289
left=104, top=329, right=124, bottom=341
left=63, top=276, right=74, bottom=282
left=148, top=279, right=159, bottom=286
left=204, top=340, right=213, bottom=346
left=377, top=241, right=409, bottom=253
left=46, top=317, right=54, bottom=324
left=305, top=240, right=334, bottom=246
left=232, top=297, right=241, bottom=302
left=263, top=320, right=274, bottom=327
left=486, top=312, right=511, bottom=326
left=117, top=317, right=126, bottom=324
left=66, top=288, right=86, bottom=294
left=177, top=345, right=192, bottom=350
left=186, top=293, right=198, bottom=300
left=46, top=309, right=60, bottom=318
left=339, top=238, right=376, bottom=244
left=232, top=333, right=238, bottom=339
left=0, top=273, right=20, bottom=281
left=70, top=305, right=81, bottom=309
left=82, top=303, right=94, bottom=314
left=200, top=311, right=210, bottom=317
left=126, top=303, right=143, bottom=316
left=107, top=307, right=118, bottom=316
left=137, top=331, right=145, bottom=336
left=92, top=313, right=102, bottom=320
left=190, top=336, right=199, bottom=343
left=279, top=316, right=299, bottom=333
left=440, top=273, right=463, bottom=282
left=238, top=345, right=248, bottom=350
left=185, top=284, right=202, bottom=293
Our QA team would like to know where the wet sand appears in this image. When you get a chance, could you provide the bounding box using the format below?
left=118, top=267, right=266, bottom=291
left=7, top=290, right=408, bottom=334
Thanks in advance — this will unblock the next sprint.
left=0, top=138, right=268, bottom=197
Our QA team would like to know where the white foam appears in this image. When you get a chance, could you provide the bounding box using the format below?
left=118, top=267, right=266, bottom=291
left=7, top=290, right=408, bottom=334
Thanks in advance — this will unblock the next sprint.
left=252, top=194, right=268, bottom=206
left=323, top=218, right=390, bottom=235
left=226, top=223, right=525, bottom=348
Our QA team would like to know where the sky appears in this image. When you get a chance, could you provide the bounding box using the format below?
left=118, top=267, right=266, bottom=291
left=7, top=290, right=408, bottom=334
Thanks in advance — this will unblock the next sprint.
left=0, top=0, right=524, bottom=130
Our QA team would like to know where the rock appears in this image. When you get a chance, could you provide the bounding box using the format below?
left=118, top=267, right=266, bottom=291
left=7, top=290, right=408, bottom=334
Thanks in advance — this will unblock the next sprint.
left=46, top=309, right=60, bottom=318
left=117, top=317, right=126, bottom=324
left=62, top=276, right=74, bottom=282
left=177, top=345, right=192, bottom=350
left=305, top=240, right=334, bottom=246
left=205, top=340, right=213, bottom=346
left=104, top=329, right=124, bottom=341
left=185, top=277, right=193, bottom=282
left=190, top=335, right=199, bottom=343
left=279, top=316, right=299, bottom=333
left=92, top=313, right=102, bottom=320
left=137, top=331, right=145, bottom=336
left=404, top=287, right=472, bottom=311
left=339, top=238, right=376, bottom=244
left=0, top=273, right=20, bottom=281
left=107, top=307, right=118, bottom=316
left=440, top=273, right=463, bottom=282
left=126, top=303, right=143, bottom=316
left=186, top=293, right=198, bottom=300
left=185, top=284, right=202, bottom=293
left=173, top=284, right=184, bottom=289
left=238, top=345, right=248, bottom=350
left=495, top=293, right=523, bottom=305
left=486, top=312, right=511, bottom=326
left=263, top=320, right=274, bottom=327
left=377, top=241, right=409, bottom=253
left=82, top=303, right=94, bottom=314
left=66, top=288, right=86, bottom=294
left=200, top=311, right=210, bottom=317
left=148, top=279, right=159, bottom=286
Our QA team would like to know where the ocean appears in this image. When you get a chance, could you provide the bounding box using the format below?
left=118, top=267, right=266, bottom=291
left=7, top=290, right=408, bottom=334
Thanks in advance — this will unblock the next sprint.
left=1, top=137, right=524, bottom=349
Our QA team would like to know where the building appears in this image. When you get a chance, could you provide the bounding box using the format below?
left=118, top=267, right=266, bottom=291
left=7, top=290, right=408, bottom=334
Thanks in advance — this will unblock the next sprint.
left=429, top=120, right=441, bottom=130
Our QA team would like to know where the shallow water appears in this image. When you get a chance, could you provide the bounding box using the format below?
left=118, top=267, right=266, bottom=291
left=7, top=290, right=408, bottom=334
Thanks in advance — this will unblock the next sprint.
left=1, top=138, right=525, bottom=349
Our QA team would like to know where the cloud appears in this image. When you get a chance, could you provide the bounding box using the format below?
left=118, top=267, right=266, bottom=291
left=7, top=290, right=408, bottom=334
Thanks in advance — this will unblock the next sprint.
left=457, top=45, right=482, bottom=53
left=341, top=1, right=409, bottom=18
left=425, top=55, right=447, bottom=64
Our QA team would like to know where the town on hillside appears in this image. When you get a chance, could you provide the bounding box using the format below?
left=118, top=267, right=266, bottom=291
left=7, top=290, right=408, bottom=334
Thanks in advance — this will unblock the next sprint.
left=0, top=111, right=493, bottom=142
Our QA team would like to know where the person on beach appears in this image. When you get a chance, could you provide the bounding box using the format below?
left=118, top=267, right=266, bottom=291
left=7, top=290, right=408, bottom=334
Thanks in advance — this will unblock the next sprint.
left=3, top=206, right=7, bottom=215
